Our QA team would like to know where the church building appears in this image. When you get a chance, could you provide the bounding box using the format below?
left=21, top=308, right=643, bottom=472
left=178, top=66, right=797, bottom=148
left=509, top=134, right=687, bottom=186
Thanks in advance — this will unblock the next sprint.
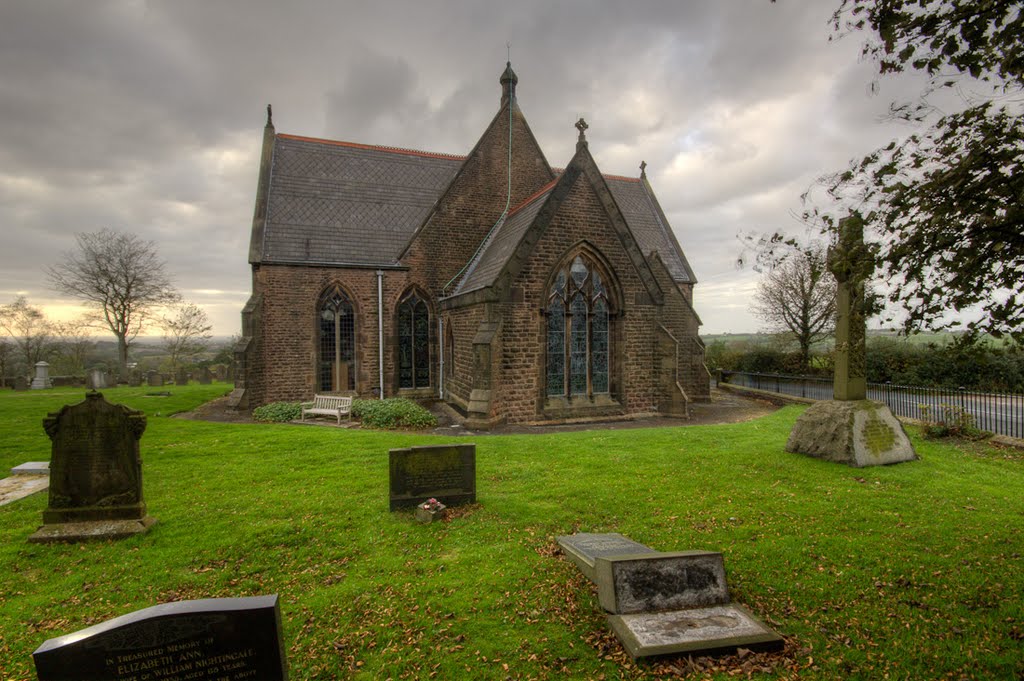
left=231, top=64, right=710, bottom=427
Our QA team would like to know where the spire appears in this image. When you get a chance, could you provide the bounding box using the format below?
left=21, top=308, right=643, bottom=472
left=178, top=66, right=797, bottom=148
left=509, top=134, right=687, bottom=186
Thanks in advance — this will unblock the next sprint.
left=500, top=61, right=518, bottom=107
left=575, top=117, right=589, bottom=151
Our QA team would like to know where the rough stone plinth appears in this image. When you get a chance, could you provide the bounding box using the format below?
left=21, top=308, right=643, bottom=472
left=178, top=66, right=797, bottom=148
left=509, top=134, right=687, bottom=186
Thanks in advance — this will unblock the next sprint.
left=786, top=399, right=917, bottom=467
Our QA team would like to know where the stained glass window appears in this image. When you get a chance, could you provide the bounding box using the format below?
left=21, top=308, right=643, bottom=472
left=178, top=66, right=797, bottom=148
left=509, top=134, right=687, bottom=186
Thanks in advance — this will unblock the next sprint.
left=399, top=293, right=431, bottom=389
left=318, top=286, right=355, bottom=392
left=546, top=253, right=613, bottom=400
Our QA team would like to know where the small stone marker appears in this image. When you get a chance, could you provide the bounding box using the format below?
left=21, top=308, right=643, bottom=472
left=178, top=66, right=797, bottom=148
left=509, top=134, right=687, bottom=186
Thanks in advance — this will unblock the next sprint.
left=214, top=364, right=228, bottom=381
left=147, top=370, right=163, bottom=387
left=175, top=367, right=189, bottom=386
left=87, top=369, right=107, bottom=390
left=29, top=392, right=156, bottom=543
left=128, top=370, right=143, bottom=387
left=14, top=375, right=28, bottom=391
left=389, top=444, right=476, bottom=511
left=31, top=361, right=53, bottom=390
left=32, top=595, right=288, bottom=681
left=198, top=366, right=212, bottom=384
left=556, top=533, right=783, bottom=660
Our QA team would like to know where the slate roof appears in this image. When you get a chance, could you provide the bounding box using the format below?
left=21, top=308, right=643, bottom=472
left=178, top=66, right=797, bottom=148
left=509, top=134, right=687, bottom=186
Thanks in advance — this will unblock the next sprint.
left=260, top=134, right=464, bottom=266
left=257, top=134, right=695, bottom=288
left=456, top=181, right=556, bottom=294
left=606, top=177, right=696, bottom=284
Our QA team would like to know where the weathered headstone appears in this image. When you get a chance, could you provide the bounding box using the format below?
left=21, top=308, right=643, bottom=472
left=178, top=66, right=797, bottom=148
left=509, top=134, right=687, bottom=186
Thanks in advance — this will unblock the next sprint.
left=31, top=361, right=53, bottom=390
left=14, top=375, right=29, bottom=391
left=28, top=392, right=156, bottom=543
left=86, top=369, right=107, bottom=390
left=786, top=214, right=917, bottom=467
left=128, top=370, right=143, bottom=387
left=212, top=364, right=227, bottom=381
left=175, top=367, right=189, bottom=386
left=198, top=366, right=212, bottom=385
left=389, top=444, right=476, bottom=511
left=147, top=370, right=163, bottom=387
left=33, top=595, right=288, bottom=681
left=556, top=533, right=783, bottom=660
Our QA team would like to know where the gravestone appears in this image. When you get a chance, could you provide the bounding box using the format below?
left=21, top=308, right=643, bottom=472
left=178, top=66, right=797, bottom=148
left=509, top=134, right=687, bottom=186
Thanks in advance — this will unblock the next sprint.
left=15, top=375, right=29, bottom=391
left=128, top=370, right=143, bottom=387
left=31, top=361, right=53, bottom=390
left=389, top=444, right=476, bottom=511
left=87, top=369, right=107, bottom=390
left=147, top=370, right=163, bottom=387
left=33, top=595, right=288, bottom=681
left=214, top=364, right=228, bottom=381
left=786, top=214, right=917, bottom=467
left=198, top=367, right=212, bottom=385
left=556, top=533, right=783, bottom=660
left=175, top=367, right=189, bottom=386
left=28, top=392, right=156, bottom=543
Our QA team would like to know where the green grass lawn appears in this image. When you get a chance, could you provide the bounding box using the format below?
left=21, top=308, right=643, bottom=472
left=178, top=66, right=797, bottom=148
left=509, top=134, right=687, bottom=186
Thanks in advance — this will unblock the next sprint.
left=1, top=386, right=1021, bottom=680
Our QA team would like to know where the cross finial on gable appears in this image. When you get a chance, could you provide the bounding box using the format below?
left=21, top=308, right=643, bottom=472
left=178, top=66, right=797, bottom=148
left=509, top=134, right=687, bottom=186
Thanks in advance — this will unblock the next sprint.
left=575, top=118, right=589, bottom=150
left=639, top=160, right=647, bottom=178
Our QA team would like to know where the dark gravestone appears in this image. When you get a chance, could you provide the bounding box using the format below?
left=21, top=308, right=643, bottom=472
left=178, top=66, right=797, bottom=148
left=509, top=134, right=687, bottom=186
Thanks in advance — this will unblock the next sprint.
left=33, top=595, right=288, bottom=681
left=594, top=551, right=729, bottom=614
left=175, top=368, right=189, bottom=386
left=128, top=371, right=143, bottom=387
left=389, top=444, right=476, bottom=511
left=147, top=370, right=163, bottom=387
left=14, top=375, right=29, bottom=391
left=214, top=364, right=227, bottom=381
left=198, top=367, right=212, bottom=385
left=29, top=392, right=156, bottom=543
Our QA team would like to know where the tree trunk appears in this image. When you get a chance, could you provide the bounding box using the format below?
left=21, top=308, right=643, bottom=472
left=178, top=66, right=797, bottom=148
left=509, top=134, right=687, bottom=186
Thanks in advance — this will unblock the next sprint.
left=117, top=334, right=129, bottom=379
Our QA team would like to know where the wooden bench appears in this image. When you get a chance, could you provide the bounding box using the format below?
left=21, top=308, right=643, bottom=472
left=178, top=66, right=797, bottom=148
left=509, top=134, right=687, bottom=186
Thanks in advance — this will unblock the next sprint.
left=300, top=395, right=353, bottom=424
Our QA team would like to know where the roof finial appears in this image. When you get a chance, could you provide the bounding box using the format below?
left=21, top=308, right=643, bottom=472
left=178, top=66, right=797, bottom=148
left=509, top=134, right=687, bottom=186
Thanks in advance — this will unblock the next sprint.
left=640, top=160, right=647, bottom=178
left=266, top=104, right=273, bottom=127
left=575, top=117, right=589, bottom=150
left=500, top=60, right=518, bottom=107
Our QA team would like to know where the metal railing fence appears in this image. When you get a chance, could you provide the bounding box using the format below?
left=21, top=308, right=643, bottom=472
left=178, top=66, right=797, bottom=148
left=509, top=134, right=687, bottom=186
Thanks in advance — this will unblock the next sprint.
left=717, top=370, right=1023, bottom=439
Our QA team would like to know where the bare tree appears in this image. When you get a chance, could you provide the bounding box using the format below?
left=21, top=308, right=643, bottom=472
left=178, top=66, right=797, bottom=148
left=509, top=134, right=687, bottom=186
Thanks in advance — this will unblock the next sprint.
left=50, top=317, right=96, bottom=376
left=47, top=229, right=180, bottom=375
left=0, top=296, right=52, bottom=371
left=751, top=247, right=837, bottom=371
left=0, top=339, right=12, bottom=386
left=161, top=302, right=213, bottom=373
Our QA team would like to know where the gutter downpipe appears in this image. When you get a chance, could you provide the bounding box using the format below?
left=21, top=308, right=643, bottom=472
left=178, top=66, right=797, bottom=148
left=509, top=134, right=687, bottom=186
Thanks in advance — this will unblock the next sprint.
left=376, top=270, right=384, bottom=399
left=438, top=317, right=444, bottom=400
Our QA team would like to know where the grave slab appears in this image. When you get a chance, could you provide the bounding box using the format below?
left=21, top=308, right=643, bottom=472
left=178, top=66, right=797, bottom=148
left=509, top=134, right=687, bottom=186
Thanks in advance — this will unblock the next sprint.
left=33, top=594, right=288, bottom=681
left=12, top=461, right=49, bottom=475
left=389, top=444, right=476, bottom=511
left=594, top=551, right=729, bottom=614
left=607, top=603, right=784, bottom=660
left=555, top=533, right=656, bottom=583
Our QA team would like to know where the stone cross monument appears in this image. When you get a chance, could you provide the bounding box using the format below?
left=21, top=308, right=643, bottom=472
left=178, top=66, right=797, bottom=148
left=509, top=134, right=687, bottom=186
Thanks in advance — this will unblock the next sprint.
left=785, top=213, right=917, bottom=467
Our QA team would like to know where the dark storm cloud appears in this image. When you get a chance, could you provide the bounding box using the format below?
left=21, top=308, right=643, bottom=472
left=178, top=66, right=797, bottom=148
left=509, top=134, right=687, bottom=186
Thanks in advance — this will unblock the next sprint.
left=0, top=0, right=927, bottom=334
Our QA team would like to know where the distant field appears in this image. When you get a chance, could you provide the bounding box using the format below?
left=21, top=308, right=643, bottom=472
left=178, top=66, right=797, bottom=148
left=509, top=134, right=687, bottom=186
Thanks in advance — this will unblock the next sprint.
left=703, top=330, right=994, bottom=350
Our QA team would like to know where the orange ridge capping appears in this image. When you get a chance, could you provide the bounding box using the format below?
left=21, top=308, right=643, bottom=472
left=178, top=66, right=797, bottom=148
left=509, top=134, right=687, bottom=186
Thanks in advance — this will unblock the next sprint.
left=277, top=133, right=467, bottom=161
left=551, top=167, right=642, bottom=184
left=508, top=179, right=558, bottom=216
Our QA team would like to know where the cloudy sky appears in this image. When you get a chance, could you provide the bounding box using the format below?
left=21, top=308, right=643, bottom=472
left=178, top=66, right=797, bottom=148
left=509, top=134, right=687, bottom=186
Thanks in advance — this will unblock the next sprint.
left=0, top=0, right=923, bottom=337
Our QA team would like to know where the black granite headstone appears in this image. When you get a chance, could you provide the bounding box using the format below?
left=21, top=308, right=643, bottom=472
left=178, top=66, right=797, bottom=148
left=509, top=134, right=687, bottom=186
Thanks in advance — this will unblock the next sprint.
left=389, top=444, right=476, bottom=510
left=33, top=595, right=288, bottom=681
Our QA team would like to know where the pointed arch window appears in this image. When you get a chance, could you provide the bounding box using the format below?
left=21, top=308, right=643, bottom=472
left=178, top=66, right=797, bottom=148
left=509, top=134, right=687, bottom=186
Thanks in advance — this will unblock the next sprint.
left=546, top=254, right=611, bottom=398
left=398, top=292, right=430, bottom=389
left=318, top=285, right=355, bottom=392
